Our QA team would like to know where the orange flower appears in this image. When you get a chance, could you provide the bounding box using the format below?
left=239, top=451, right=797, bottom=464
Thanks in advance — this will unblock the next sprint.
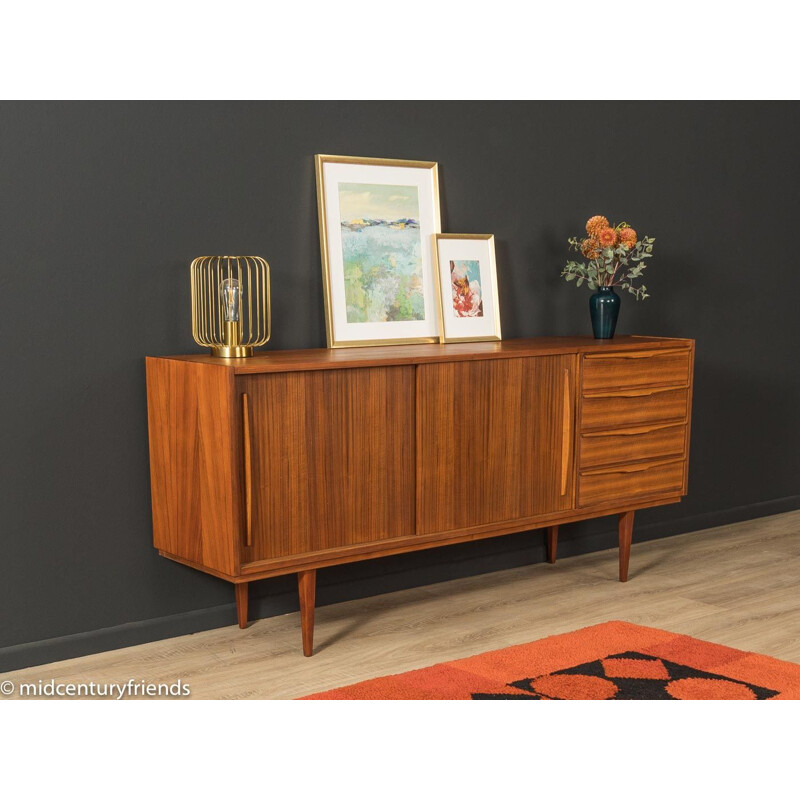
left=597, top=227, right=618, bottom=248
left=581, top=237, right=600, bottom=259
left=586, top=215, right=609, bottom=237
left=618, top=227, right=638, bottom=249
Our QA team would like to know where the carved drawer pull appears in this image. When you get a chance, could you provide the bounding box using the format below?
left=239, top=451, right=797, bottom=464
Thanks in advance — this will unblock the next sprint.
left=242, top=392, right=253, bottom=547
left=582, top=457, right=683, bottom=476
left=582, top=422, right=684, bottom=438
left=585, top=348, right=689, bottom=360
left=586, top=385, right=686, bottom=398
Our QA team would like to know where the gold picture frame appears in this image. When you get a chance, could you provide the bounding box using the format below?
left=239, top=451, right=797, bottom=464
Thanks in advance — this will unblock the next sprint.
left=315, top=154, right=442, bottom=348
left=432, top=233, right=502, bottom=343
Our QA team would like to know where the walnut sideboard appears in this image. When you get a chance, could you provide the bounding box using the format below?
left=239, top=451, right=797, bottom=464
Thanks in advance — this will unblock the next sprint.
left=146, top=336, right=694, bottom=655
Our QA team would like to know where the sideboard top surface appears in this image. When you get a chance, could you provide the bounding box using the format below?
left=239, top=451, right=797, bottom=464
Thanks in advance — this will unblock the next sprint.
left=149, top=336, right=694, bottom=375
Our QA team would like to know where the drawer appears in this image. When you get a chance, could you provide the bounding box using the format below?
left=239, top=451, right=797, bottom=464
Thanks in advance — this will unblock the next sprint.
left=581, top=385, right=689, bottom=430
left=582, top=348, right=690, bottom=391
left=578, top=457, right=685, bottom=507
left=579, top=421, right=686, bottom=469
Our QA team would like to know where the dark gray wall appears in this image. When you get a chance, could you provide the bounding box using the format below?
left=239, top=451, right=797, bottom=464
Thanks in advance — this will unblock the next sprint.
left=2, top=101, right=799, bottom=671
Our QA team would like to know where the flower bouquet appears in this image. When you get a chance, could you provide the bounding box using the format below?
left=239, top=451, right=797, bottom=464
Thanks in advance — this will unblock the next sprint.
left=561, top=215, right=655, bottom=338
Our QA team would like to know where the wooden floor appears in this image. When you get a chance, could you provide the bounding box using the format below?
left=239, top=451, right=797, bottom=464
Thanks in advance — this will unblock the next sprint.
left=3, top=510, right=799, bottom=699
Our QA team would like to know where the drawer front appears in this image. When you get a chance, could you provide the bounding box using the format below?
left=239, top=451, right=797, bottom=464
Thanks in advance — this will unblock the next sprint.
left=582, top=348, right=690, bottom=391
left=579, top=422, right=686, bottom=469
left=578, top=458, right=685, bottom=507
left=581, top=386, right=688, bottom=430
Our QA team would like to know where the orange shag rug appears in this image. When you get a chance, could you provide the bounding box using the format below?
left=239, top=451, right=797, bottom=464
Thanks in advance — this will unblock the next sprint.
left=302, top=621, right=800, bottom=700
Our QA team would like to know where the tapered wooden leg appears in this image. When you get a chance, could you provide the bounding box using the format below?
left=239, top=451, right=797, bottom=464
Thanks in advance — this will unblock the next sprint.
left=298, top=569, right=316, bottom=657
left=235, top=582, right=249, bottom=629
left=618, top=510, right=635, bottom=582
left=546, top=526, right=558, bottom=564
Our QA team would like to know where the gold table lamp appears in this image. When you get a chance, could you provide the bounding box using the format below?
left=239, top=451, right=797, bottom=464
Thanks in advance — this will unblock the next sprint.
left=191, top=256, right=271, bottom=357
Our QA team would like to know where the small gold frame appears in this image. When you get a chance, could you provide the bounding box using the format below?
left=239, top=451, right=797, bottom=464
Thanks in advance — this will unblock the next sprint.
left=315, top=154, right=442, bottom=349
left=190, top=256, right=271, bottom=358
left=432, top=233, right=502, bottom=344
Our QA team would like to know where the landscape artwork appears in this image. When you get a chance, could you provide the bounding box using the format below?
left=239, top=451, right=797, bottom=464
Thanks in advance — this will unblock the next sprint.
left=338, top=182, right=425, bottom=323
left=450, top=259, right=484, bottom=317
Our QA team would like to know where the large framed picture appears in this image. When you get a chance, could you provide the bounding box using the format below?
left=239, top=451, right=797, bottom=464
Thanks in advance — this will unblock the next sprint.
left=315, top=154, right=441, bottom=348
left=432, top=233, right=502, bottom=343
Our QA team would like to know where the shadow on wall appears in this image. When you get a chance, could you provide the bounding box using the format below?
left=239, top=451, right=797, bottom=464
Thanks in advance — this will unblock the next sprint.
left=535, top=224, right=578, bottom=336
left=493, top=238, right=518, bottom=338
left=687, top=358, right=800, bottom=511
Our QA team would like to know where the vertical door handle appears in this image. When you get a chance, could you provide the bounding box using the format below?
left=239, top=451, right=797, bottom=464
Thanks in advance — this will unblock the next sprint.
left=242, top=392, right=253, bottom=547
left=561, top=368, right=572, bottom=496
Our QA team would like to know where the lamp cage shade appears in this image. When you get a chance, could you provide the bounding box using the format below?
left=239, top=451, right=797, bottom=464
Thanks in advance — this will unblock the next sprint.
left=191, top=256, right=271, bottom=357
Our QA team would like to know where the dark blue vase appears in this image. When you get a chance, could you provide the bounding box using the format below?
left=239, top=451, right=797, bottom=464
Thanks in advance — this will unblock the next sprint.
left=589, top=286, right=620, bottom=339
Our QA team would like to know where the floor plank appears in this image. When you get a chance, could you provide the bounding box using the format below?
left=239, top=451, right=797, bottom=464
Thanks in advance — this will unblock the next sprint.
left=2, top=510, right=798, bottom=699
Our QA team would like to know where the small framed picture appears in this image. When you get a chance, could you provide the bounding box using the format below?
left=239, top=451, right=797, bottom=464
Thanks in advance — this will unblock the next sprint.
left=432, top=234, right=502, bottom=343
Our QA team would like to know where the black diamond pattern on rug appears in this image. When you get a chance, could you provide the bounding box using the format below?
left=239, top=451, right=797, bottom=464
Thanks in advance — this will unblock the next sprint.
left=471, top=650, right=780, bottom=700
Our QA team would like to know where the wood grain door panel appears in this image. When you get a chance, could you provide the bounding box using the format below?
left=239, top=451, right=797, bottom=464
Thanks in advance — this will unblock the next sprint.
left=417, top=356, right=575, bottom=535
left=241, top=366, right=415, bottom=560
left=582, top=348, right=691, bottom=391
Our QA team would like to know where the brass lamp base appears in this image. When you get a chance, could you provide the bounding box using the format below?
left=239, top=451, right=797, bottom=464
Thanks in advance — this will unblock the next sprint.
left=211, top=345, right=254, bottom=358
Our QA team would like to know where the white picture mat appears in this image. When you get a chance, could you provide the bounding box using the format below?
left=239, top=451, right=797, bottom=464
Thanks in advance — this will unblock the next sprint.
left=322, top=161, right=440, bottom=343
left=436, top=237, right=500, bottom=340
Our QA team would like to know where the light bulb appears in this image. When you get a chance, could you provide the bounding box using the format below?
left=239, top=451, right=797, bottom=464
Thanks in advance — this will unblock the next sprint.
left=220, top=277, right=242, bottom=323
